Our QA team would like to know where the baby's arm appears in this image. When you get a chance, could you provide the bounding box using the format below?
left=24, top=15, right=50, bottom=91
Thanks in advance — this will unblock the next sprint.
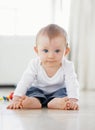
left=7, top=96, right=23, bottom=109
left=64, top=62, right=79, bottom=110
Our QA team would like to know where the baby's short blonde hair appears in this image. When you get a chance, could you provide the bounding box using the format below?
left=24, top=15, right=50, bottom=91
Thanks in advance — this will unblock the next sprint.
left=36, top=24, right=68, bottom=47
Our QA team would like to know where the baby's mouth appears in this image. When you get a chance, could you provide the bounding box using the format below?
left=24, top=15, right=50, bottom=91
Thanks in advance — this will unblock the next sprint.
left=47, top=60, right=56, bottom=63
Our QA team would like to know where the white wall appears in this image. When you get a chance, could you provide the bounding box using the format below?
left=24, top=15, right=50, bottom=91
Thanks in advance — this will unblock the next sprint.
left=0, top=36, right=36, bottom=85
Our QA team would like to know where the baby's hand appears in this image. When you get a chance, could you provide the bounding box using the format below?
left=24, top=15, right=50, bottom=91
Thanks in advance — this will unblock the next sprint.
left=65, top=98, right=79, bottom=110
left=7, top=96, right=23, bottom=109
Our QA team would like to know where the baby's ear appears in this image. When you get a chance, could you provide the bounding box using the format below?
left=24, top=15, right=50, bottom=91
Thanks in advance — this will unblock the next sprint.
left=65, top=46, right=70, bottom=55
left=34, top=46, right=38, bottom=54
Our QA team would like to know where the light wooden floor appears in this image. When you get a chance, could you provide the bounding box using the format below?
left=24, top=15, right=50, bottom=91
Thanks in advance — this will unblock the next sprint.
left=0, top=88, right=95, bottom=130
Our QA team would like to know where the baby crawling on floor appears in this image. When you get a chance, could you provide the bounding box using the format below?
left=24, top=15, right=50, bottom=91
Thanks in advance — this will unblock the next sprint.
left=7, top=24, right=79, bottom=110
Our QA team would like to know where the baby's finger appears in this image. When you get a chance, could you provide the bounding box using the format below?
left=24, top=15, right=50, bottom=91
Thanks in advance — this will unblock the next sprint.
left=14, top=103, right=19, bottom=109
left=15, top=102, right=22, bottom=109
left=19, top=104, right=23, bottom=109
left=7, top=104, right=14, bottom=109
left=66, top=101, right=72, bottom=110
left=16, top=102, right=23, bottom=109
left=73, top=104, right=79, bottom=110
left=7, top=105, right=11, bottom=109
left=70, top=103, right=77, bottom=110
left=69, top=102, right=75, bottom=110
left=12, top=103, right=17, bottom=109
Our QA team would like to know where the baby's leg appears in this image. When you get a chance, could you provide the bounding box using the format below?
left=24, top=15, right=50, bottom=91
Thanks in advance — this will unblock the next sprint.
left=21, top=96, right=42, bottom=109
left=47, top=97, right=69, bottom=110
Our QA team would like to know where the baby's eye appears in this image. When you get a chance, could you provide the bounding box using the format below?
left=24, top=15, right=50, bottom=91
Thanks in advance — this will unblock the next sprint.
left=43, top=49, right=48, bottom=53
left=55, top=49, right=60, bottom=53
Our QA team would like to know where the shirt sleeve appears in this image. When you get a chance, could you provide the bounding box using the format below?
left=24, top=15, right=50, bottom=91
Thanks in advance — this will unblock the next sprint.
left=14, top=59, right=38, bottom=96
left=64, top=61, right=79, bottom=100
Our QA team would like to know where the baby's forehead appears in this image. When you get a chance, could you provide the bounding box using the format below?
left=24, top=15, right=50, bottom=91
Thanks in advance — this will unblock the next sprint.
left=38, top=37, right=66, bottom=49
left=38, top=34, right=66, bottom=43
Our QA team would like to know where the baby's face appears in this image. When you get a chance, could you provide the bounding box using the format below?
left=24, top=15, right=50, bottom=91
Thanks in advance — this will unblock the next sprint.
left=35, top=35, right=67, bottom=67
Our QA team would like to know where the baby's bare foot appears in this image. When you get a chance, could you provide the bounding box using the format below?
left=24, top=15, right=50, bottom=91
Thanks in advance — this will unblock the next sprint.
left=21, top=96, right=42, bottom=109
left=48, top=97, right=69, bottom=109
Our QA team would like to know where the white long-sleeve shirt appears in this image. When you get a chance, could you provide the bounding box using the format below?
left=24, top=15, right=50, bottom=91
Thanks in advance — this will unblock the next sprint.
left=14, top=57, right=79, bottom=99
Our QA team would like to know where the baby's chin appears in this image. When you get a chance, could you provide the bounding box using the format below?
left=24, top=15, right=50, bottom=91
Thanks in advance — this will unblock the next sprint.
left=42, top=61, right=61, bottom=67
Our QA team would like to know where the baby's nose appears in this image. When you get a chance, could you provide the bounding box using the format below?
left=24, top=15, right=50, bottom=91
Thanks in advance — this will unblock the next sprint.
left=48, top=52, right=54, bottom=58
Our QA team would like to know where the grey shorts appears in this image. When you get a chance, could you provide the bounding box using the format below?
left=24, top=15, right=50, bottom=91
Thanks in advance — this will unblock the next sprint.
left=26, top=87, right=67, bottom=107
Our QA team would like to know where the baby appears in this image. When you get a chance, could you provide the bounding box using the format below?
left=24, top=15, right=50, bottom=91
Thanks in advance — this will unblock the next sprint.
left=7, top=24, right=79, bottom=110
